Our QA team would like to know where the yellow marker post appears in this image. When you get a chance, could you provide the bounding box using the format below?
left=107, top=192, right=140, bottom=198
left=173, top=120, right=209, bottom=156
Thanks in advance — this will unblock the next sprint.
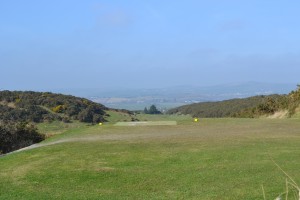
left=194, top=118, right=198, bottom=122
left=99, top=122, right=103, bottom=126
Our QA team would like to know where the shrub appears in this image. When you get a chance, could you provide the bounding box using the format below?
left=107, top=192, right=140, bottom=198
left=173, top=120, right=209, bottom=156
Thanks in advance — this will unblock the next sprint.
left=52, top=105, right=65, bottom=113
left=0, top=122, right=45, bottom=154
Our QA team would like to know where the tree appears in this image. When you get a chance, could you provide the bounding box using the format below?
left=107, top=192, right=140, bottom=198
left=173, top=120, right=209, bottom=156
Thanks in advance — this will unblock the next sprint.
left=145, top=105, right=161, bottom=114
left=143, top=107, right=149, bottom=114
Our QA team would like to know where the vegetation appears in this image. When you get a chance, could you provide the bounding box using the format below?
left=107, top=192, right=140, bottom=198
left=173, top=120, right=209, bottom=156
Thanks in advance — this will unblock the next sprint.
left=144, top=105, right=162, bottom=114
left=167, top=95, right=283, bottom=117
left=0, top=91, right=136, bottom=154
left=0, top=122, right=45, bottom=154
left=36, top=121, right=88, bottom=138
left=0, top=90, right=108, bottom=123
left=168, top=85, right=300, bottom=118
left=104, top=110, right=139, bottom=124
left=1, top=88, right=300, bottom=198
left=0, top=118, right=300, bottom=199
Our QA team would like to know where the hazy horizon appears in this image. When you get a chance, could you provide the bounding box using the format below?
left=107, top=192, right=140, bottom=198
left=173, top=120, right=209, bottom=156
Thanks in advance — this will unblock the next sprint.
left=1, top=1, right=300, bottom=91
left=1, top=81, right=298, bottom=94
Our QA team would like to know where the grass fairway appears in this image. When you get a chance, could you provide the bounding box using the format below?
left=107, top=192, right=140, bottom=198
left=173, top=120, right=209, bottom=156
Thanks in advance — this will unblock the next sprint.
left=1, top=118, right=300, bottom=199
left=114, top=121, right=177, bottom=126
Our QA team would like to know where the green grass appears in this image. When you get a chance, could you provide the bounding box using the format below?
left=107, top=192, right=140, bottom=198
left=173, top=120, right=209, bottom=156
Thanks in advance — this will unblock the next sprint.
left=1, top=118, right=300, bottom=199
left=135, top=113, right=192, bottom=123
left=114, top=121, right=177, bottom=126
left=36, top=121, right=87, bottom=137
left=291, top=106, right=300, bottom=119
left=104, top=110, right=134, bottom=124
left=104, top=110, right=193, bottom=125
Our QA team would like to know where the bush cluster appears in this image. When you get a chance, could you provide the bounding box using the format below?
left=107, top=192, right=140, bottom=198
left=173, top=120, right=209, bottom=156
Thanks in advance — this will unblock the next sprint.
left=0, top=91, right=108, bottom=123
left=0, top=122, right=45, bottom=154
left=144, top=105, right=161, bottom=114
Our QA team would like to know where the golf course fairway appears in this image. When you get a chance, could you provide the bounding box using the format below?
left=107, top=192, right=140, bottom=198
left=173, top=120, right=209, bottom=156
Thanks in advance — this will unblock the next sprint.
left=1, top=118, right=300, bottom=199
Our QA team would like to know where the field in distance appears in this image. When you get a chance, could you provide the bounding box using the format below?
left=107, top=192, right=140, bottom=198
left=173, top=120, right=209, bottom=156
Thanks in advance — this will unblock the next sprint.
left=1, top=116, right=300, bottom=199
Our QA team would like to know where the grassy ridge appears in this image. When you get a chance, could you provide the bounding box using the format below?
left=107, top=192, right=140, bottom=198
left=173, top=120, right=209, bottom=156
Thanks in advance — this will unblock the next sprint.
left=0, top=90, right=110, bottom=123
left=1, top=118, right=300, bottom=199
left=0, top=91, right=135, bottom=154
left=167, top=95, right=284, bottom=118
left=167, top=86, right=300, bottom=118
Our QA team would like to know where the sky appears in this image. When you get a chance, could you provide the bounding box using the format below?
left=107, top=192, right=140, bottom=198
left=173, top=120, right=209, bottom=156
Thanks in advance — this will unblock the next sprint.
left=1, top=0, right=300, bottom=91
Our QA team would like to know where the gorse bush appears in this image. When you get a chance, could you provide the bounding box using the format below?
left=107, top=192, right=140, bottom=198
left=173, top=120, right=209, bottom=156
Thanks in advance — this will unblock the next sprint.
left=0, top=91, right=108, bottom=123
left=52, top=105, right=65, bottom=113
left=167, top=95, right=280, bottom=118
left=287, top=85, right=300, bottom=116
left=168, top=85, right=300, bottom=118
left=0, top=122, right=45, bottom=154
left=0, top=91, right=134, bottom=154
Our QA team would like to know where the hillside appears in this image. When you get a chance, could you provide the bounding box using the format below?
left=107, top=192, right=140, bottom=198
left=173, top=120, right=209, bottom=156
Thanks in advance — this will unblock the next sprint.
left=0, top=90, right=136, bottom=154
left=167, top=95, right=282, bottom=117
left=167, top=85, right=300, bottom=118
left=0, top=90, right=131, bottom=124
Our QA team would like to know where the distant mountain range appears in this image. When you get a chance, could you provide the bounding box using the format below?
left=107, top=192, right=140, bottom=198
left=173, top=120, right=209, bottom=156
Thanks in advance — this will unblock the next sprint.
left=50, top=82, right=297, bottom=110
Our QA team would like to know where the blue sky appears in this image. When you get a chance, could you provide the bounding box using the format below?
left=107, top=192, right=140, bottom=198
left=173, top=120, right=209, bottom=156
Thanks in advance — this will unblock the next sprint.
left=1, top=0, right=300, bottom=90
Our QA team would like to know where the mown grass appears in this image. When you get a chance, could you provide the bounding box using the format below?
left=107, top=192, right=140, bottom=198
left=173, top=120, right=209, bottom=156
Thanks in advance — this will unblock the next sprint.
left=1, top=118, right=300, bottom=199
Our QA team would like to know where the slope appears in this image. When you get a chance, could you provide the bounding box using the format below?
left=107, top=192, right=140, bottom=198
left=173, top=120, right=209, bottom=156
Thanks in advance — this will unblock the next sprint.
left=0, top=90, right=134, bottom=154
left=167, top=95, right=284, bottom=118
left=168, top=85, right=300, bottom=118
left=0, top=90, right=125, bottom=124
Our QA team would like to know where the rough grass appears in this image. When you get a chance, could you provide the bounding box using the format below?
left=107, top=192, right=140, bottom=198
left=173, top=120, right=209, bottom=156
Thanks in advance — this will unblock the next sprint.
left=292, top=106, right=300, bottom=119
left=104, top=111, right=191, bottom=124
left=1, top=118, right=300, bottom=199
left=104, top=110, right=134, bottom=124
left=36, top=121, right=87, bottom=137
left=267, top=110, right=289, bottom=119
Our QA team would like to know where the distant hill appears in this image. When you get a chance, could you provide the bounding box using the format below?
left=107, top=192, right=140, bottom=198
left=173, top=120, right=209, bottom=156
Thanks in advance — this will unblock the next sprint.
left=45, top=82, right=296, bottom=111
left=167, top=95, right=284, bottom=118
left=0, top=90, right=132, bottom=124
left=167, top=85, right=300, bottom=118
